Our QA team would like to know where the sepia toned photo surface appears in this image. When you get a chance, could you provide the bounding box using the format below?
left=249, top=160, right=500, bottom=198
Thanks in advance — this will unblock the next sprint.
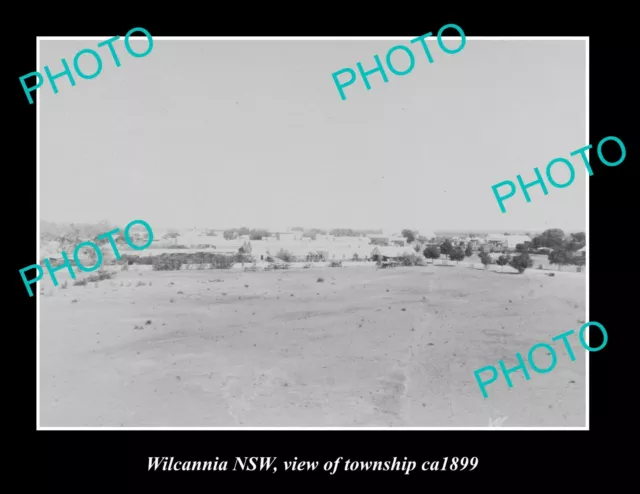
left=38, top=38, right=587, bottom=428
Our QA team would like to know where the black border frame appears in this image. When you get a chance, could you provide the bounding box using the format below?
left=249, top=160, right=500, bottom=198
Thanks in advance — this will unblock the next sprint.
left=12, top=6, right=629, bottom=487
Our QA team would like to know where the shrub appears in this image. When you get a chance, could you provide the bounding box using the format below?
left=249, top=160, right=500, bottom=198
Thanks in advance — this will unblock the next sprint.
left=317, top=277, right=324, bottom=282
left=496, top=254, right=511, bottom=272
left=400, top=253, right=425, bottom=266
left=73, top=279, right=88, bottom=286
left=210, top=254, right=237, bottom=269
left=121, top=254, right=154, bottom=265
left=329, top=260, right=343, bottom=267
left=275, top=249, right=296, bottom=262
left=152, top=257, right=183, bottom=271
left=479, top=252, right=492, bottom=269
left=449, top=247, right=465, bottom=264
left=423, top=245, right=440, bottom=261
left=548, top=249, right=572, bottom=271
left=86, top=270, right=114, bottom=282
left=509, top=253, right=534, bottom=274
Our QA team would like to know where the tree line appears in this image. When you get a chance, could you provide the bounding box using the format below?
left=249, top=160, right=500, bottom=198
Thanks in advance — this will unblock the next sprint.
left=399, top=228, right=585, bottom=274
left=216, top=227, right=383, bottom=241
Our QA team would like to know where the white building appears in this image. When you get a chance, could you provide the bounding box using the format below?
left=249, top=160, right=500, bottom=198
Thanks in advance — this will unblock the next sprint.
left=316, top=234, right=334, bottom=242
left=505, top=235, right=532, bottom=250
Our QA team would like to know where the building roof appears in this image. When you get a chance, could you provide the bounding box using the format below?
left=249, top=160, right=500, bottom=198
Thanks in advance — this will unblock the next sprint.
left=372, top=246, right=414, bottom=258
left=505, top=235, right=532, bottom=248
left=487, top=233, right=507, bottom=242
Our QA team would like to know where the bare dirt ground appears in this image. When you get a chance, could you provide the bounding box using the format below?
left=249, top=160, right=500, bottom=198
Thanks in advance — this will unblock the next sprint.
left=39, top=265, right=586, bottom=427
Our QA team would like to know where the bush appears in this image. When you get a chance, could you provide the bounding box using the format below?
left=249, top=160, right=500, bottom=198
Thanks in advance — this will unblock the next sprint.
left=274, top=249, right=296, bottom=262
left=73, top=279, right=88, bottom=286
left=479, top=252, right=492, bottom=267
left=152, top=257, right=183, bottom=271
left=86, top=270, right=114, bottom=282
left=317, top=277, right=324, bottom=282
left=329, top=260, right=343, bottom=267
left=121, top=254, right=154, bottom=265
left=449, top=247, right=465, bottom=263
left=496, top=254, right=511, bottom=271
left=509, top=253, right=533, bottom=274
left=400, top=253, right=426, bottom=266
left=423, top=245, right=440, bottom=261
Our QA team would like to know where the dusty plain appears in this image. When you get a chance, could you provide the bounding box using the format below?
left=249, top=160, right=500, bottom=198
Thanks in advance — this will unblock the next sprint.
left=39, top=263, right=587, bottom=427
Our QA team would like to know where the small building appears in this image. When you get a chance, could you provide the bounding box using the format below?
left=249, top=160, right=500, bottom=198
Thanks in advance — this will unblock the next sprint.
left=370, top=246, right=413, bottom=261
left=505, top=235, right=532, bottom=251
left=484, top=233, right=507, bottom=251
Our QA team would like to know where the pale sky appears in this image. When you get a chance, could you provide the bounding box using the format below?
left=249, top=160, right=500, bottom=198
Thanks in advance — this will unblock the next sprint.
left=40, top=38, right=586, bottom=233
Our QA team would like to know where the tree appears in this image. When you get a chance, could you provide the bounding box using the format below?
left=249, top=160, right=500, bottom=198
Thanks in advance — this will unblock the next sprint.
left=496, top=254, right=511, bottom=272
left=223, top=230, right=236, bottom=240
left=249, top=229, right=269, bottom=240
left=509, top=253, right=533, bottom=274
left=479, top=252, right=492, bottom=270
left=423, top=245, right=440, bottom=262
left=515, top=243, right=527, bottom=253
left=566, top=232, right=586, bottom=252
left=275, top=249, right=295, bottom=262
left=330, top=229, right=360, bottom=237
left=401, top=229, right=417, bottom=243
left=55, top=224, right=82, bottom=254
left=440, top=239, right=453, bottom=259
left=439, top=239, right=454, bottom=265
left=352, top=253, right=359, bottom=262
left=532, top=229, right=566, bottom=251
left=573, top=252, right=586, bottom=272
left=548, top=249, right=572, bottom=271
left=450, top=247, right=465, bottom=264
left=464, top=244, right=473, bottom=257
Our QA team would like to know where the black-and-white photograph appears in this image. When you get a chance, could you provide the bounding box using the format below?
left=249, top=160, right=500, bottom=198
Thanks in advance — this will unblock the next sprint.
left=37, top=37, right=587, bottom=428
